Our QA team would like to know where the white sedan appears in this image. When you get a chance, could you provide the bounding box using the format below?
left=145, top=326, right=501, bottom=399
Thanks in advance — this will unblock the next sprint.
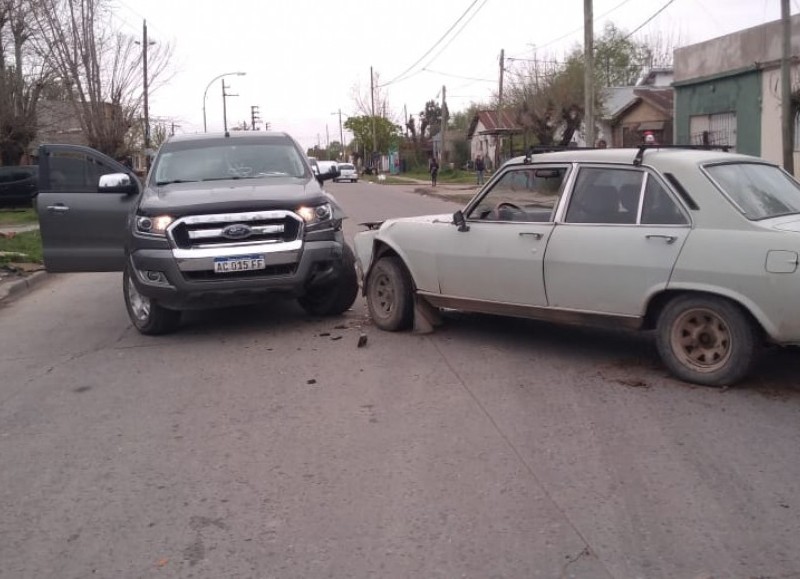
left=354, top=146, right=800, bottom=387
left=334, top=163, right=358, bottom=183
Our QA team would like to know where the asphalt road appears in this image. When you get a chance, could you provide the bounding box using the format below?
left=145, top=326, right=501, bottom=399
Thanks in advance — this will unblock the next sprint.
left=1, top=181, right=800, bottom=579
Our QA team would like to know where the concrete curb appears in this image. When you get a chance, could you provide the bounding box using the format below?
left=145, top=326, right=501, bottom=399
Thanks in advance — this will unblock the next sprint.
left=0, top=270, right=48, bottom=303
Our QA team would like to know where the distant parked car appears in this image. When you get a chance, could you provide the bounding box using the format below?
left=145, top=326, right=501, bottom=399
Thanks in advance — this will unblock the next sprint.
left=334, top=163, right=358, bottom=183
left=355, top=145, right=800, bottom=387
left=0, top=165, right=38, bottom=208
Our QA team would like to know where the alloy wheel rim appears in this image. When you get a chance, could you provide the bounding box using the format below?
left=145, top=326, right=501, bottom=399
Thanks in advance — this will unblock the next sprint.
left=670, top=307, right=732, bottom=373
left=127, top=276, right=151, bottom=322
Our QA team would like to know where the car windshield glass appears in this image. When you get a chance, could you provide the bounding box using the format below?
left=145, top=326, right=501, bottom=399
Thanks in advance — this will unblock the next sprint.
left=705, top=162, right=800, bottom=220
left=153, top=142, right=307, bottom=185
left=339, top=164, right=355, bottom=170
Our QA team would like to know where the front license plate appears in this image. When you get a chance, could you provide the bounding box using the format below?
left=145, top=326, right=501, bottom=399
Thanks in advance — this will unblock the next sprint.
left=213, top=255, right=266, bottom=273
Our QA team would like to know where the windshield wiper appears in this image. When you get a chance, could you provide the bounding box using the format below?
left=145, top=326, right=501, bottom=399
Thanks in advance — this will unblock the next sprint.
left=156, top=179, right=197, bottom=186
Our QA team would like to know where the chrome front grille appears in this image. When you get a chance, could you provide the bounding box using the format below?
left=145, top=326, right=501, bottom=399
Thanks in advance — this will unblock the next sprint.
left=167, top=210, right=303, bottom=250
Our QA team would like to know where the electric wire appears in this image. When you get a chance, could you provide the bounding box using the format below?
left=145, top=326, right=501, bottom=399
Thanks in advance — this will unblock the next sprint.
left=379, top=0, right=481, bottom=87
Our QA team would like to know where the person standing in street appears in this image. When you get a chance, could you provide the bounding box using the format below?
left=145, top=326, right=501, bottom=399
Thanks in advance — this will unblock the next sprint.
left=475, top=154, right=485, bottom=185
left=429, top=156, right=439, bottom=187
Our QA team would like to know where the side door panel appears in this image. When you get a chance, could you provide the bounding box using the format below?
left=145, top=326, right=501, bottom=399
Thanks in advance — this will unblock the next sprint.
left=36, top=145, right=140, bottom=272
left=544, top=167, right=691, bottom=316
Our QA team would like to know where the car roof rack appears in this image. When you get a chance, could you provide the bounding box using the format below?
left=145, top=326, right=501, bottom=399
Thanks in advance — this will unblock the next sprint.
left=523, top=145, right=597, bottom=164
left=632, top=144, right=732, bottom=166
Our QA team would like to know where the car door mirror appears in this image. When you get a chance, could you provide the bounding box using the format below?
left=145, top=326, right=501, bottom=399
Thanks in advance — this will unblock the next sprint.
left=453, top=209, right=470, bottom=232
left=315, top=165, right=340, bottom=185
left=98, top=172, right=137, bottom=194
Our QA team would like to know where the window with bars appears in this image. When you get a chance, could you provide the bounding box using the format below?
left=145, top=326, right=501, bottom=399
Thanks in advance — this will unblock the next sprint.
left=689, top=112, right=737, bottom=151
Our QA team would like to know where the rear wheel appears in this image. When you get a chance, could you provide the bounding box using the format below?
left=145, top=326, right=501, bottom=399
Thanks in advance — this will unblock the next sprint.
left=298, top=244, right=358, bottom=316
left=366, top=256, right=413, bottom=331
left=656, top=294, right=760, bottom=386
left=123, top=266, right=181, bottom=335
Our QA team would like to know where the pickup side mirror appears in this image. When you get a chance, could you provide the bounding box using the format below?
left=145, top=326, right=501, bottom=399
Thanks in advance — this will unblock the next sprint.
left=99, top=172, right=137, bottom=194
left=453, top=209, right=470, bottom=232
left=315, top=165, right=340, bottom=185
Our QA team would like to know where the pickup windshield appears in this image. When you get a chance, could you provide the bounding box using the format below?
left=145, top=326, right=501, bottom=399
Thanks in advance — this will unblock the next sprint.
left=153, top=141, right=308, bottom=185
left=705, top=162, right=800, bottom=220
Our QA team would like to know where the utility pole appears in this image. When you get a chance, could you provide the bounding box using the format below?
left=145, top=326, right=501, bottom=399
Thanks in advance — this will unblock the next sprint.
left=222, top=80, right=238, bottom=134
left=326, top=124, right=330, bottom=155
left=782, top=0, right=794, bottom=174
left=584, top=0, right=595, bottom=147
left=403, top=104, right=408, bottom=137
left=370, top=66, right=377, bottom=169
left=441, top=85, right=447, bottom=165
left=142, top=20, right=151, bottom=171
left=337, top=109, right=344, bottom=160
left=250, top=105, right=261, bottom=131
left=496, top=49, right=504, bottom=169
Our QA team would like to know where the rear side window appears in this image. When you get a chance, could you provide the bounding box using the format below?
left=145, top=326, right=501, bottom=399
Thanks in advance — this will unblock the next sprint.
left=641, top=176, right=689, bottom=225
left=705, top=162, right=800, bottom=220
left=565, top=167, right=643, bottom=224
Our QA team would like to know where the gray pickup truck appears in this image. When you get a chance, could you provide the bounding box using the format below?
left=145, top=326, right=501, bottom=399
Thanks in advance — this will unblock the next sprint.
left=35, top=132, right=358, bottom=334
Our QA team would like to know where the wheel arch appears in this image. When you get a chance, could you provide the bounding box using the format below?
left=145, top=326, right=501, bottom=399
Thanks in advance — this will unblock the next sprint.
left=642, top=286, right=772, bottom=339
left=365, top=240, right=418, bottom=291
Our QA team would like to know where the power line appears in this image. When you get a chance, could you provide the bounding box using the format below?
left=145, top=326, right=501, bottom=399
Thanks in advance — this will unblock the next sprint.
left=622, top=0, right=679, bottom=40
left=510, top=0, right=636, bottom=55
left=422, top=68, right=495, bottom=83
left=379, top=0, right=481, bottom=87
left=418, top=0, right=489, bottom=70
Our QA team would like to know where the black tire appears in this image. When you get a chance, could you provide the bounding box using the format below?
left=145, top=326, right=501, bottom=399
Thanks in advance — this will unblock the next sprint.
left=123, top=266, right=181, bottom=335
left=298, top=244, right=358, bottom=316
left=365, top=256, right=413, bottom=331
left=656, top=294, right=760, bottom=386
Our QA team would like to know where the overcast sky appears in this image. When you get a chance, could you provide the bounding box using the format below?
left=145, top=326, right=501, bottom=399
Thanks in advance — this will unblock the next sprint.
left=113, top=0, right=794, bottom=151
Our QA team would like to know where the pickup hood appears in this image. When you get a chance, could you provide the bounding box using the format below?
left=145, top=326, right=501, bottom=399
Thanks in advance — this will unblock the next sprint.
left=138, top=178, right=340, bottom=218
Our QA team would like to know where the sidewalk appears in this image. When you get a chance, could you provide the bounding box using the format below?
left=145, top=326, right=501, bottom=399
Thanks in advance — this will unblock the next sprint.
left=0, top=223, right=46, bottom=304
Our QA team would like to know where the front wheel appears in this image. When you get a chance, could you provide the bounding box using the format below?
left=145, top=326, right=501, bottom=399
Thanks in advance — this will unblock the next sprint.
left=123, top=267, right=181, bottom=335
left=298, top=244, right=358, bottom=316
left=366, top=256, right=413, bottom=331
left=656, top=294, right=760, bottom=386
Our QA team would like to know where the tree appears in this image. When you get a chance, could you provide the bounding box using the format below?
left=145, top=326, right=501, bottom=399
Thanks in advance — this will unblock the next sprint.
left=0, top=0, right=49, bottom=164
left=594, top=23, right=653, bottom=88
left=418, top=99, right=442, bottom=140
left=31, top=0, right=172, bottom=159
left=344, top=115, right=400, bottom=157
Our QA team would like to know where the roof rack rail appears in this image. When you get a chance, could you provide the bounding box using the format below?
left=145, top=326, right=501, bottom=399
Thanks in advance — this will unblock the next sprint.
left=632, top=144, right=732, bottom=166
left=523, top=145, right=597, bottom=164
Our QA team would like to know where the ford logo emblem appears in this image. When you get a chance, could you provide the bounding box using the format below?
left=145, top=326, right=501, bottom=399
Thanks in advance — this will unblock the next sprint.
left=222, top=224, right=253, bottom=240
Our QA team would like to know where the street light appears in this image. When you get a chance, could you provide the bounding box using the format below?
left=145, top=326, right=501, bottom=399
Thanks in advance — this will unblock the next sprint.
left=202, top=71, right=246, bottom=132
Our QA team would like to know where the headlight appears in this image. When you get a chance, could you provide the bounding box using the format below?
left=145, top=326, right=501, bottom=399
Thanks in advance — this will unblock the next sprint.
left=136, top=214, right=174, bottom=235
left=297, top=203, right=332, bottom=224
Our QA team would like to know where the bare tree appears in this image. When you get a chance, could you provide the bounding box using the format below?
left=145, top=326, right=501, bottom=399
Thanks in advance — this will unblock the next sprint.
left=31, top=0, right=172, bottom=158
left=0, top=0, right=49, bottom=164
left=350, top=70, right=393, bottom=121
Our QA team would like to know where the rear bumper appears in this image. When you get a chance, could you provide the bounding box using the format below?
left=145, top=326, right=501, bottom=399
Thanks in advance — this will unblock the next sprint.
left=129, top=237, right=346, bottom=309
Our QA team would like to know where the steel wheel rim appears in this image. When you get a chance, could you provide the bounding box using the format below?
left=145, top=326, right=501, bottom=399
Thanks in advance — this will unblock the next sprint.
left=370, top=271, right=395, bottom=318
left=126, top=275, right=151, bottom=322
left=670, top=307, right=732, bottom=373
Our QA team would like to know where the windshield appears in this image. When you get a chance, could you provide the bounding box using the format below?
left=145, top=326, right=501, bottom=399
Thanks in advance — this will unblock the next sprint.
left=153, top=142, right=308, bottom=185
left=705, top=162, right=800, bottom=220
left=339, top=164, right=355, bottom=171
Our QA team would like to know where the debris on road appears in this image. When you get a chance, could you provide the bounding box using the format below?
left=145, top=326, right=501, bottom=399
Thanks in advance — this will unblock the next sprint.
left=357, top=333, right=368, bottom=348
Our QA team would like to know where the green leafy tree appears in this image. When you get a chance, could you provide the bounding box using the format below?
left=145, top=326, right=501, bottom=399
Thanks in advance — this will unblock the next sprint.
left=343, top=115, right=400, bottom=156
left=418, top=100, right=442, bottom=140
left=594, top=23, right=653, bottom=87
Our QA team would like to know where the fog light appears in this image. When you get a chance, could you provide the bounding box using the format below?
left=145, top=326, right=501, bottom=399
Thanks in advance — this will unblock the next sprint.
left=141, top=270, right=168, bottom=284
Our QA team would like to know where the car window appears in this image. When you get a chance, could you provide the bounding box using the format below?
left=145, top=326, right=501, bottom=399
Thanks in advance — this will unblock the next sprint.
left=565, top=167, right=644, bottom=224
left=641, top=175, right=689, bottom=225
left=339, top=164, right=355, bottom=171
left=468, top=166, right=569, bottom=222
left=704, top=162, right=800, bottom=220
left=47, top=152, right=119, bottom=193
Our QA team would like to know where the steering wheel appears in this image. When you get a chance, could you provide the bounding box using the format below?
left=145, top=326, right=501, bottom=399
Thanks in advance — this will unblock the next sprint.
left=495, top=202, right=525, bottom=220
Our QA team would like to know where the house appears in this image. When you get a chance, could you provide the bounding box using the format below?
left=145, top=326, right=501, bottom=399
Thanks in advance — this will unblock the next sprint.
left=673, top=13, right=800, bottom=173
left=466, top=109, right=522, bottom=170
left=598, top=86, right=674, bottom=147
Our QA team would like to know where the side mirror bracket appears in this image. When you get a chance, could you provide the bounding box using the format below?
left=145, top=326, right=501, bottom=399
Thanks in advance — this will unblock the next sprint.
left=453, top=210, right=470, bottom=232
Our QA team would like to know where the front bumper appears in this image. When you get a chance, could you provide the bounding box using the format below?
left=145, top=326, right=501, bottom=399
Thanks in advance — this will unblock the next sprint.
left=129, top=236, right=346, bottom=310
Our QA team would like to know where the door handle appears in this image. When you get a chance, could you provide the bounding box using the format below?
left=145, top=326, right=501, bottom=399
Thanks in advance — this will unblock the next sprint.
left=645, top=234, right=677, bottom=244
left=519, top=232, right=543, bottom=240
left=46, top=204, right=70, bottom=213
